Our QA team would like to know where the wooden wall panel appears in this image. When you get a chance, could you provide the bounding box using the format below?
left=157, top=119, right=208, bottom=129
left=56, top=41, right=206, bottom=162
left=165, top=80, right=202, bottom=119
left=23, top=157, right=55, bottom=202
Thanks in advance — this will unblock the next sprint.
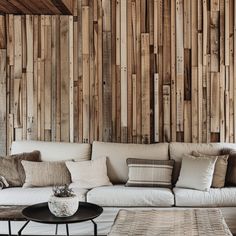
left=1, top=0, right=236, bottom=154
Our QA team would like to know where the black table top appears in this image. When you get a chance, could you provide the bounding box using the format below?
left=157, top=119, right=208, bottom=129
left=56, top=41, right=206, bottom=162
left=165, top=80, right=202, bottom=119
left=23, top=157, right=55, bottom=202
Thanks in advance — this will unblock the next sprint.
left=22, top=202, right=103, bottom=224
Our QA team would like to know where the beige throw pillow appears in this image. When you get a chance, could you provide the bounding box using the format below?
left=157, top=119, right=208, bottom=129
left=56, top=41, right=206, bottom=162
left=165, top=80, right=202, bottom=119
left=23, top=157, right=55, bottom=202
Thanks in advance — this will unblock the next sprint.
left=192, top=151, right=229, bottom=188
left=176, top=154, right=217, bottom=191
left=0, top=151, right=41, bottom=187
left=22, top=161, right=71, bottom=187
left=126, top=158, right=174, bottom=188
left=66, top=157, right=112, bottom=189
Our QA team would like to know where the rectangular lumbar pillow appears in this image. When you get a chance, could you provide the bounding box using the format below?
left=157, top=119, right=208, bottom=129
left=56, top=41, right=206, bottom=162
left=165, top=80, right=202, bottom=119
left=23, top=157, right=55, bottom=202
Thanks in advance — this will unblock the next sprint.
left=0, top=151, right=41, bottom=187
left=66, top=157, right=112, bottom=189
left=176, top=154, right=217, bottom=191
left=22, top=161, right=71, bottom=187
left=125, top=158, right=174, bottom=188
left=192, top=151, right=228, bottom=188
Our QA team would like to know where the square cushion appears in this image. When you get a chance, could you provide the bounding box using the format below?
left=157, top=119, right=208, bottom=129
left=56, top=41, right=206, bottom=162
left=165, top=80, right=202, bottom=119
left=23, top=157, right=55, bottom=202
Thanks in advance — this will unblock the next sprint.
left=176, top=154, right=217, bottom=191
left=174, top=187, right=236, bottom=207
left=0, top=151, right=41, bottom=187
left=0, top=187, right=87, bottom=205
left=86, top=185, right=174, bottom=207
left=92, top=142, right=169, bottom=184
left=66, top=157, right=112, bottom=189
left=192, top=151, right=229, bottom=188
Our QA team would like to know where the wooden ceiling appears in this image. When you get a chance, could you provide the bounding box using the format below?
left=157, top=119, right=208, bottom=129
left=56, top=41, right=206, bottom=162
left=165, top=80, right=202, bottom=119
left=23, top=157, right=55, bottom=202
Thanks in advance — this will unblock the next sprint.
left=0, top=0, right=73, bottom=15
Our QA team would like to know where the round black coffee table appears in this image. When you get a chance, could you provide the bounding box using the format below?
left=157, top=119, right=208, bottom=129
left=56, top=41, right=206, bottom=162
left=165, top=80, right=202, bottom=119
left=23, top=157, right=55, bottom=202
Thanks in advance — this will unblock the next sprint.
left=18, top=202, right=103, bottom=236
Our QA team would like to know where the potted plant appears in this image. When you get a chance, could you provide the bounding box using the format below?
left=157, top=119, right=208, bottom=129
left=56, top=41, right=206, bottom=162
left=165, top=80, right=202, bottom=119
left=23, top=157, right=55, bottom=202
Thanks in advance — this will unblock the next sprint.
left=48, top=185, right=79, bottom=217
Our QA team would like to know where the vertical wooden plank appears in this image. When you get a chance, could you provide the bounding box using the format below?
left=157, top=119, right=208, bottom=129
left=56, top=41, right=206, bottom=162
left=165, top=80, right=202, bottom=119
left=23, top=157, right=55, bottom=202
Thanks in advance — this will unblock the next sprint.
left=211, top=73, right=220, bottom=132
left=120, top=0, right=127, bottom=142
left=154, top=73, right=159, bottom=142
left=132, top=74, right=137, bottom=142
left=171, top=0, right=176, bottom=141
left=69, top=15, right=74, bottom=142
left=0, top=16, right=6, bottom=49
left=0, top=50, right=6, bottom=155
left=198, top=33, right=203, bottom=142
left=192, top=67, right=198, bottom=142
left=7, top=15, right=14, bottom=66
left=102, top=0, right=112, bottom=142
left=163, top=85, right=170, bottom=142
left=116, top=0, right=121, bottom=142
left=225, top=0, right=230, bottom=66
left=163, top=0, right=171, bottom=85
left=176, top=0, right=184, bottom=132
left=44, top=16, right=52, bottom=141
left=141, top=33, right=150, bottom=143
left=183, top=0, right=191, bottom=49
left=60, top=16, right=69, bottom=142
left=203, top=0, right=208, bottom=65
left=210, top=11, right=220, bottom=72
left=26, top=15, right=34, bottom=140
left=82, top=6, right=90, bottom=143
left=184, top=100, right=191, bottom=142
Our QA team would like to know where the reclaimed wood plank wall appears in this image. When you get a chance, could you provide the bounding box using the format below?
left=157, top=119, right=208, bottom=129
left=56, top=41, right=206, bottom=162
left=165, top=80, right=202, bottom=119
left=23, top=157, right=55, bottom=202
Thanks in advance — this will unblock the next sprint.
left=0, top=0, right=235, bottom=155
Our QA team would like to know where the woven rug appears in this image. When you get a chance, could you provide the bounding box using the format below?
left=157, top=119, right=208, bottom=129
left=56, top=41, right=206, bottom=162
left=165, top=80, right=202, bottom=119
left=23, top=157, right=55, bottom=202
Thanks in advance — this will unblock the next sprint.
left=108, top=209, right=232, bottom=236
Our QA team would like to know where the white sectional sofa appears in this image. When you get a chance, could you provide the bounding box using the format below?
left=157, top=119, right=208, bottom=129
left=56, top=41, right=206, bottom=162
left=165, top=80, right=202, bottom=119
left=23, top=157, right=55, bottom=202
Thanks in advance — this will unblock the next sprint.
left=0, top=141, right=236, bottom=235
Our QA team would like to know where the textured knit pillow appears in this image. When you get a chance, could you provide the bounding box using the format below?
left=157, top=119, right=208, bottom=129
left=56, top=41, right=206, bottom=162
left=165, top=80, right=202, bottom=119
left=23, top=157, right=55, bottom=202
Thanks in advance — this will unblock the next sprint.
left=22, top=161, right=71, bottom=187
left=221, top=148, right=236, bottom=186
left=125, top=158, right=174, bottom=188
left=192, top=151, right=229, bottom=188
left=0, top=151, right=41, bottom=187
left=176, top=154, right=217, bottom=191
left=66, top=157, right=112, bottom=189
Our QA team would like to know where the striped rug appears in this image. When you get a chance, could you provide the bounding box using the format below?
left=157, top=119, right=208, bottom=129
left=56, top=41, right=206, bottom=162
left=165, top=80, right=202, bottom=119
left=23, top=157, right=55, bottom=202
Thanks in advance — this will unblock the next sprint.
left=108, top=208, right=232, bottom=236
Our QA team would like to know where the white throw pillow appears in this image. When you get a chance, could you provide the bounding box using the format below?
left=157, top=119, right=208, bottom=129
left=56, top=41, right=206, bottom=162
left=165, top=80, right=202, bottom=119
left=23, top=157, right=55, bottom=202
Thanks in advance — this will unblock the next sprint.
left=66, top=157, right=112, bottom=189
left=176, top=154, right=217, bottom=191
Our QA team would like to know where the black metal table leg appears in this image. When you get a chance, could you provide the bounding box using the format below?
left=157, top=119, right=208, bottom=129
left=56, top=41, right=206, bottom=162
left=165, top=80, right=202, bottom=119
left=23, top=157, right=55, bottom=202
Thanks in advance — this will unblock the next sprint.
left=66, top=224, right=69, bottom=236
left=18, top=221, right=30, bottom=236
left=8, top=221, right=11, bottom=236
left=91, top=220, right=97, bottom=236
left=55, top=224, right=58, bottom=235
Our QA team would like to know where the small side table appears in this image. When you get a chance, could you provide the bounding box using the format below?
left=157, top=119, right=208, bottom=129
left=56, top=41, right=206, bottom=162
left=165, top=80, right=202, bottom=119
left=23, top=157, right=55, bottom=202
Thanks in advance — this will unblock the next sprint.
left=0, top=205, right=26, bottom=236
left=19, top=202, right=103, bottom=236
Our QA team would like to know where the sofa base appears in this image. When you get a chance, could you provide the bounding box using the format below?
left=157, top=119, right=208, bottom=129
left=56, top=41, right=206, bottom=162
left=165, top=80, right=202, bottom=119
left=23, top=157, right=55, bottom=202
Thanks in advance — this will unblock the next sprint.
left=0, top=207, right=235, bottom=235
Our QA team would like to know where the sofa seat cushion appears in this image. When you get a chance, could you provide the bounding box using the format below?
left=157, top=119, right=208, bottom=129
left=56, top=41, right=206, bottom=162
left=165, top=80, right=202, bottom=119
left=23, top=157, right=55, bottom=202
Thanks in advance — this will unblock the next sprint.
left=87, top=185, right=174, bottom=207
left=0, top=187, right=87, bottom=205
left=174, top=187, right=236, bottom=207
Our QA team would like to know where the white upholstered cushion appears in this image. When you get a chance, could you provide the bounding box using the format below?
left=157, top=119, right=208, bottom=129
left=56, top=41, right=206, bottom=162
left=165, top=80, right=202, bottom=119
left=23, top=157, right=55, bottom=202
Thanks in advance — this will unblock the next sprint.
left=87, top=185, right=174, bottom=207
left=11, top=141, right=91, bottom=162
left=169, top=142, right=236, bottom=183
left=0, top=187, right=87, bottom=205
left=91, top=142, right=169, bottom=184
left=174, top=187, right=236, bottom=207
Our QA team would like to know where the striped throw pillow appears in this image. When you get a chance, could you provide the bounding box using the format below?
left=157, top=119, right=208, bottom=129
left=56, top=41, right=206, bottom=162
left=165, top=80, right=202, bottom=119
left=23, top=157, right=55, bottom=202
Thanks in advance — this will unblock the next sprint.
left=125, top=158, right=174, bottom=188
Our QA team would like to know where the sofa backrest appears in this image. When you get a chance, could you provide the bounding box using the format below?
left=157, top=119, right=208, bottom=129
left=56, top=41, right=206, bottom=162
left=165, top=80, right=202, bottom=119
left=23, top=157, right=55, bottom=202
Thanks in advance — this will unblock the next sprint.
left=91, top=141, right=169, bottom=184
left=170, top=142, right=236, bottom=184
left=11, top=141, right=91, bottom=162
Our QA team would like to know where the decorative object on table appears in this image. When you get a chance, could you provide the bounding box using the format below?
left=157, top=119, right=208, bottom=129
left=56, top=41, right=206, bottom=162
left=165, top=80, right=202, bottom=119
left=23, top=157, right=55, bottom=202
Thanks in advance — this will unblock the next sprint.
left=0, top=176, right=9, bottom=189
left=48, top=185, right=79, bottom=217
